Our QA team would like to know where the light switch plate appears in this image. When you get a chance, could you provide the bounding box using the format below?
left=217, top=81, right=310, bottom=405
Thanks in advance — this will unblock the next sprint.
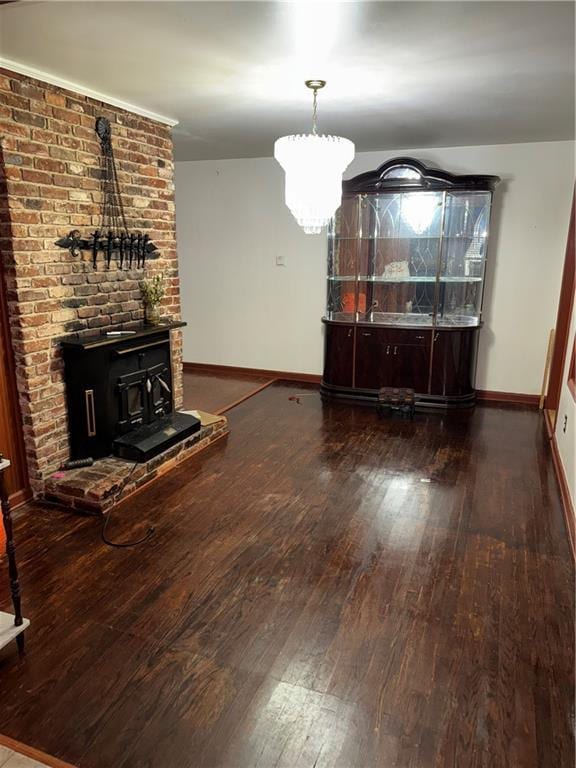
left=276, top=253, right=286, bottom=267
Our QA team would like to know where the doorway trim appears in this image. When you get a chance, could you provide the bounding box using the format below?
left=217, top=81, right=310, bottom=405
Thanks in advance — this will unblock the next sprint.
left=546, top=190, right=575, bottom=421
left=544, top=189, right=575, bottom=561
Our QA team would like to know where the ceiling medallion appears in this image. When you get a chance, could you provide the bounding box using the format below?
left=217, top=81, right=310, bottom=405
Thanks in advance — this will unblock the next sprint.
left=274, top=80, right=355, bottom=235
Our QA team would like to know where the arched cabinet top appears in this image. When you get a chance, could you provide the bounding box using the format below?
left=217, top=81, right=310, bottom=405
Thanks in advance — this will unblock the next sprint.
left=343, top=157, right=500, bottom=194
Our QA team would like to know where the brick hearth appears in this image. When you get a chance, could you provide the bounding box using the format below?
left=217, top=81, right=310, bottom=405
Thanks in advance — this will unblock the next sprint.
left=0, top=67, right=183, bottom=497
left=44, top=413, right=228, bottom=514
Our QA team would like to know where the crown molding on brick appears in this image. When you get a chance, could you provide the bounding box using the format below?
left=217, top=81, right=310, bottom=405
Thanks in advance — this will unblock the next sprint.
left=0, top=57, right=179, bottom=127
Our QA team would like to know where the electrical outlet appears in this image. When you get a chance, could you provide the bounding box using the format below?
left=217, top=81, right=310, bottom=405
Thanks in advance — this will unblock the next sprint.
left=276, top=253, right=286, bottom=267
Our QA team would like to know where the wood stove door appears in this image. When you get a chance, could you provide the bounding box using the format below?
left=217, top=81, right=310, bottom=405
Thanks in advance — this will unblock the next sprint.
left=147, top=363, right=172, bottom=421
left=117, top=370, right=147, bottom=434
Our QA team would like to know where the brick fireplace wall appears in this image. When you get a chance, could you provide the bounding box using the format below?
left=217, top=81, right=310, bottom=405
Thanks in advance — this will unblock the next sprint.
left=0, top=68, right=182, bottom=495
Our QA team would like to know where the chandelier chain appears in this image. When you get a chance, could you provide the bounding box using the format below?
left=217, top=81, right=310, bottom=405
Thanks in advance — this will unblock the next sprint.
left=312, top=88, right=318, bottom=136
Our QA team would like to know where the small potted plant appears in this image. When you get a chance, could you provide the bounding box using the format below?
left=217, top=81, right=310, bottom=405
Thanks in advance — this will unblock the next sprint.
left=140, top=273, right=165, bottom=326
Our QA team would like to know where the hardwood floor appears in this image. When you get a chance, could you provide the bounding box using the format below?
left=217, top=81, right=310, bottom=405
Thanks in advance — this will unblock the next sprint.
left=182, top=369, right=273, bottom=414
left=0, top=383, right=573, bottom=767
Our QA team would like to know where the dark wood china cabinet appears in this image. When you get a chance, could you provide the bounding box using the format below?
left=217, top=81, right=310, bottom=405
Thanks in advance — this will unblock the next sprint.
left=321, top=157, right=500, bottom=407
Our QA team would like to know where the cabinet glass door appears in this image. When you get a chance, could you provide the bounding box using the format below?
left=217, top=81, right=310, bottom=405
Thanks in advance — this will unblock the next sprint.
left=436, top=192, right=491, bottom=327
left=327, top=196, right=359, bottom=321
left=358, top=192, right=443, bottom=326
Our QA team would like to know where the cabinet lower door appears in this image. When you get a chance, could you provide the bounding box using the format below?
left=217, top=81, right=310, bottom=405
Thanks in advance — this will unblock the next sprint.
left=355, top=329, right=430, bottom=393
left=323, top=324, right=354, bottom=388
left=392, top=344, right=430, bottom=392
left=430, top=329, right=478, bottom=397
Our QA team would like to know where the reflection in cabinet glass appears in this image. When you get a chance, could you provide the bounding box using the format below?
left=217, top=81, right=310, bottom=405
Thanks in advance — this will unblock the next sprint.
left=322, top=157, right=500, bottom=408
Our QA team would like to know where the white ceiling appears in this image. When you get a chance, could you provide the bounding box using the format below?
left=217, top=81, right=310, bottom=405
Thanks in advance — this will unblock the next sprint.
left=0, top=1, right=574, bottom=161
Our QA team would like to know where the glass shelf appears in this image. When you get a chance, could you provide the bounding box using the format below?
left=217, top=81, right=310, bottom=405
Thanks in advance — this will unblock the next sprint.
left=326, top=312, right=480, bottom=328
left=327, top=276, right=356, bottom=282
left=328, top=276, right=483, bottom=283
left=328, top=235, right=488, bottom=241
left=362, top=312, right=434, bottom=326
left=435, top=315, right=481, bottom=327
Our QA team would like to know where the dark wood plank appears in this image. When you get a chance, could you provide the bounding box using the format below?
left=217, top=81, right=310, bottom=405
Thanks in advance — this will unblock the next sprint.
left=182, top=369, right=273, bottom=414
left=0, top=383, right=572, bottom=768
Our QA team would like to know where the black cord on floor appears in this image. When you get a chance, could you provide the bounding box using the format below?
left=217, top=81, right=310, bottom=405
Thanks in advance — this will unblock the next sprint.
left=99, top=461, right=155, bottom=548
left=100, top=511, right=155, bottom=548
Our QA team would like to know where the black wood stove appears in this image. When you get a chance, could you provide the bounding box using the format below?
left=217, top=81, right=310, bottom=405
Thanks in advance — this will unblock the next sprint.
left=62, top=322, right=200, bottom=462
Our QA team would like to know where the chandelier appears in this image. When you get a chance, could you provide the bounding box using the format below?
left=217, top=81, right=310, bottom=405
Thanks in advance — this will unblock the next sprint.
left=274, top=80, right=355, bottom=234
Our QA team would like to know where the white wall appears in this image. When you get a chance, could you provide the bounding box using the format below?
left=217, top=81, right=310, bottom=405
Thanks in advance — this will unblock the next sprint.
left=176, top=156, right=325, bottom=374
left=176, top=141, right=574, bottom=392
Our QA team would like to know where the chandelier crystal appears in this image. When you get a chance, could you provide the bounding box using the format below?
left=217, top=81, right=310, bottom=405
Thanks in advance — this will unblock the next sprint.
left=274, top=81, right=355, bottom=235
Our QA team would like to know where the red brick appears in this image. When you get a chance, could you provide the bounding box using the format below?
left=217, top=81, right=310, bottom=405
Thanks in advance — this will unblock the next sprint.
left=13, top=109, right=47, bottom=128
left=19, top=312, right=50, bottom=327
left=58, top=135, right=83, bottom=150
left=10, top=211, right=41, bottom=224
left=66, top=162, right=85, bottom=175
left=2, top=92, right=30, bottom=110
left=35, top=157, right=66, bottom=173
left=41, top=186, right=70, bottom=200
left=31, top=128, right=58, bottom=144
left=52, top=107, right=81, bottom=124
left=68, top=190, right=91, bottom=202
left=0, top=120, right=29, bottom=138
left=66, top=97, right=88, bottom=114
left=16, top=288, right=49, bottom=302
left=17, top=140, right=49, bottom=157
left=4, top=167, right=21, bottom=180
left=16, top=239, right=43, bottom=251
left=12, top=264, right=43, bottom=277
left=11, top=81, right=45, bottom=100
left=22, top=169, right=53, bottom=184
left=52, top=174, right=80, bottom=188
left=24, top=198, right=51, bottom=210
left=48, top=146, right=77, bottom=161
left=77, top=306, right=100, bottom=319
left=9, top=181, right=40, bottom=197
left=72, top=125, right=94, bottom=140
left=48, top=118, right=72, bottom=135
left=45, top=92, right=67, bottom=107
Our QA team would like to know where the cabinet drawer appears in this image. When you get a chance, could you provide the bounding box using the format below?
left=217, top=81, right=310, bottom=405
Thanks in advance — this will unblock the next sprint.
left=357, top=327, right=431, bottom=347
